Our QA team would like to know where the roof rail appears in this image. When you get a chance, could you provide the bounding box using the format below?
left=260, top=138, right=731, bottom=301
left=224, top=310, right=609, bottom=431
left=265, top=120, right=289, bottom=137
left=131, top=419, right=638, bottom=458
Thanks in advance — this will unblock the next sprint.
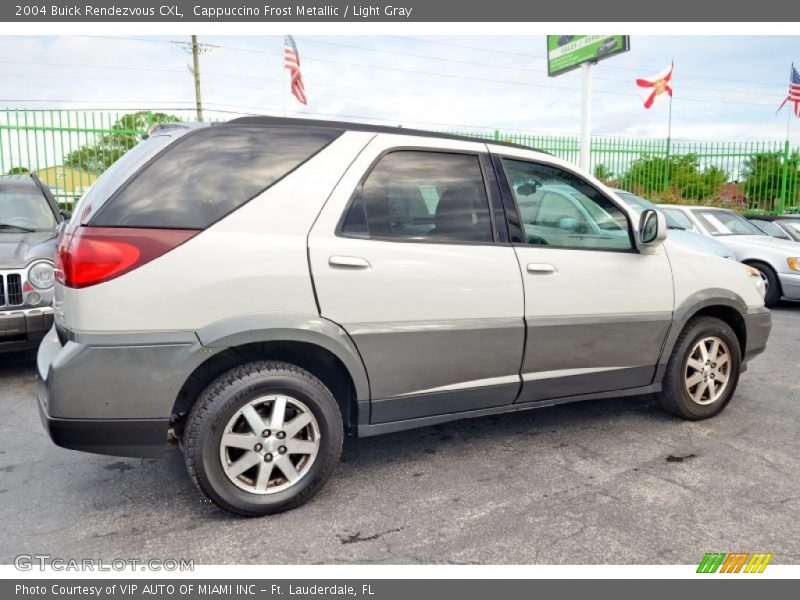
left=225, top=115, right=550, bottom=154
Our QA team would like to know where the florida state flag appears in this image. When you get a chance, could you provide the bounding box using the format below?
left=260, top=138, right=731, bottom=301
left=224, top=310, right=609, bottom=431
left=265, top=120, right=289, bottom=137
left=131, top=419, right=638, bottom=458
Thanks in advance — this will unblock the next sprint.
left=636, top=63, right=674, bottom=109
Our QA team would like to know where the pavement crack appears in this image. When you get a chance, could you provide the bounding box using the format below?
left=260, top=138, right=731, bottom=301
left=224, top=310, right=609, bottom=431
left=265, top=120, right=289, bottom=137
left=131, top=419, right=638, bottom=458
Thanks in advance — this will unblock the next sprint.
left=337, top=527, right=404, bottom=545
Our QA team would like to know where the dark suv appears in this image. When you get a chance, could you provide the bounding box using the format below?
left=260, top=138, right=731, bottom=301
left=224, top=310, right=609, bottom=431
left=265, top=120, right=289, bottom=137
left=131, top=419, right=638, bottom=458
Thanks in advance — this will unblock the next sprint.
left=0, top=175, right=62, bottom=353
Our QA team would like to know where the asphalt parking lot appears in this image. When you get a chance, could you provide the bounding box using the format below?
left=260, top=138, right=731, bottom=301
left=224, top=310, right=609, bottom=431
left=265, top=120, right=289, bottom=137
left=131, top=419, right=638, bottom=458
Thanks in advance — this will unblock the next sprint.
left=1, top=305, right=799, bottom=565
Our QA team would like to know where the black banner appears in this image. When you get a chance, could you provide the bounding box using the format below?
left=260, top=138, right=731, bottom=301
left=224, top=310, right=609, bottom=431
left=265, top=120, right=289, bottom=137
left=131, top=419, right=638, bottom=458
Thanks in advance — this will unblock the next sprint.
left=2, top=0, right=799, bottom=22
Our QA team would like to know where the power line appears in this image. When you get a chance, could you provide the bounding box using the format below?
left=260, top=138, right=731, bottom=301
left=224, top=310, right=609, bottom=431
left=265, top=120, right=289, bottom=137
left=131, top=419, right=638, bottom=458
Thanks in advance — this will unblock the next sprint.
left=78, top=34, right=788, bottom=92
left=392, top=36, right=789, bottom=89
left=1, top=56, right=780, bottom=109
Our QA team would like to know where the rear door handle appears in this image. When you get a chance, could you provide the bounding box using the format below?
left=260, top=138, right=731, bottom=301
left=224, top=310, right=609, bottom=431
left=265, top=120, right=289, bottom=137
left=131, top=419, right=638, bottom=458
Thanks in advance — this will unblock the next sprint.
left=526, top=263, right=557, bottom=274
left=329, top=255, right=371, bottom=269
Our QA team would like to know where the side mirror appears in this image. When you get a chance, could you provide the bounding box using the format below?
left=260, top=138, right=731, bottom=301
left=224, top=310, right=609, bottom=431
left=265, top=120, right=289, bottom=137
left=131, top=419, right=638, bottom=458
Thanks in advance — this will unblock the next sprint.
left=60, top=209, right=71, bottom=221
left=639, top=209, right=667, bottom=246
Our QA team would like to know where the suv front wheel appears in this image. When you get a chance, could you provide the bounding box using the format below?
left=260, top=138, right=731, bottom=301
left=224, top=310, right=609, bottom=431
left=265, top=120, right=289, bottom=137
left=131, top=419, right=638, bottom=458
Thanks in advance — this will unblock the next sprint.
left=183, top=361, right=344, bottom=516
left=656, top=316, right=742, bottom=420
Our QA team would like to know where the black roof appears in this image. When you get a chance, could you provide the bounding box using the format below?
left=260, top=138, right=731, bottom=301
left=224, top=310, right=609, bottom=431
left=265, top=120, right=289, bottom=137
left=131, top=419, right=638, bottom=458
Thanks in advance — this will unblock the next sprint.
left=227, top=116, right=547, bottom=153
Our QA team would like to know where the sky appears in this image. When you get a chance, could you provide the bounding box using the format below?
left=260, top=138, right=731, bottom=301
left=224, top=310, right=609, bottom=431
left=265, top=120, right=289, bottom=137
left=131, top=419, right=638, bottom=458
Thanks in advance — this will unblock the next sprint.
left=0, top=34, right=799, bottom=143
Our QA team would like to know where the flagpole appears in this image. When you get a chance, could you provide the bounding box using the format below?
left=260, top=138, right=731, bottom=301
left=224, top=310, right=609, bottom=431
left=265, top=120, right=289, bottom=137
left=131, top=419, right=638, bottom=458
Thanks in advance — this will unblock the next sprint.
left=779, top=63, right=793, bottom=214
left=663, top=61, right=674, bottom=192
left=282, top=37, right=288, bottom=118
left=786, top=65, right=793, bottom=142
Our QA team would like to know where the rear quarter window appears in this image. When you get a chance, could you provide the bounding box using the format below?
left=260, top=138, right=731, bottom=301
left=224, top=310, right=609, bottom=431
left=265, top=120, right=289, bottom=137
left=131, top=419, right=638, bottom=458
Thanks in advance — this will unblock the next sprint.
left=91, top=125, right=341, bottom=229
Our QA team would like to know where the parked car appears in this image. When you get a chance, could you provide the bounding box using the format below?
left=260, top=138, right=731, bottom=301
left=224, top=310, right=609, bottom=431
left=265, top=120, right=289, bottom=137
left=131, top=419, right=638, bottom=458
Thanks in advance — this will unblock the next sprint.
left=746, top=214, right=800, bottom=243
left=659, top=204, right=800, bottom=307
left=0, top=175, right=62, bottom=353
left=614, top=191, right=735, bottom=260
left=38, top=118, right=770, bottom=516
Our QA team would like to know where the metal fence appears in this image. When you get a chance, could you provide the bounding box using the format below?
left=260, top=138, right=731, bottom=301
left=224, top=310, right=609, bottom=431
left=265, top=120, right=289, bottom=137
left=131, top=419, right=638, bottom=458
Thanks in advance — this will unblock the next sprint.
left=0, top=109, right=192, bottom=207
left=1, top=109, right=798, bottom=214
left=450, top=130, right=800, bottom=214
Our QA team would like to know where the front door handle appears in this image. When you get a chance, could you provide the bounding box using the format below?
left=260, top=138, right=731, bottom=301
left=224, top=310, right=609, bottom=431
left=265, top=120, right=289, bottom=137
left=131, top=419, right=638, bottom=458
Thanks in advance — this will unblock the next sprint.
left=527, top=263, right=557, bottom=274
left=329, top=255, right=371, bottom=269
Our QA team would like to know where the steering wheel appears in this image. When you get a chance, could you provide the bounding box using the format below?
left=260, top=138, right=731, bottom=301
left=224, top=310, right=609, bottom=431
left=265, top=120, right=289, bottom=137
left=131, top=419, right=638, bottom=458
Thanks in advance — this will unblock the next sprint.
left=528, top=235, right=549, bottom=246
left=3, top=216, right=38, bottom=228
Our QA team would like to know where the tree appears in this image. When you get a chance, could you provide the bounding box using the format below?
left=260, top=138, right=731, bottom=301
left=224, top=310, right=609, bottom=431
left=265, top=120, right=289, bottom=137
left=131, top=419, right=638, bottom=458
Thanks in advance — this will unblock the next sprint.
left=64, top=111, right=181, bottom=174
left=6, top=166, right=30, bottom=175
left=741, top=151, right=800, bottom=212
left=593, top=164, right=614, bottom=183
left=620, top=153, right=727, bottom=202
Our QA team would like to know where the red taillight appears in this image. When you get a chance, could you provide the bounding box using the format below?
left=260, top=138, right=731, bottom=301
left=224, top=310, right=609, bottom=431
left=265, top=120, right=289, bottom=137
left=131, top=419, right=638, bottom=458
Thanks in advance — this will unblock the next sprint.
left=56, top=227, right=200, bottom=289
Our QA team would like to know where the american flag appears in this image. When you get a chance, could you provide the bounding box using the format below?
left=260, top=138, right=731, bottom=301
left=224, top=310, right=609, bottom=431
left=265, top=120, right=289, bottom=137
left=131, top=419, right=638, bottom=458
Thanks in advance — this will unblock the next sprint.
left=777, top=64, right=800, bottom=117
left=284, top=35, right=308, bottom=105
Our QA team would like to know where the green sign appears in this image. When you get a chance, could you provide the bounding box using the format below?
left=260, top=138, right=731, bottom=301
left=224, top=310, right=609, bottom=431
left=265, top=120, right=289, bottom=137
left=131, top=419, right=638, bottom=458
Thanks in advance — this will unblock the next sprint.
left=547, top=35, right=630, bottom=77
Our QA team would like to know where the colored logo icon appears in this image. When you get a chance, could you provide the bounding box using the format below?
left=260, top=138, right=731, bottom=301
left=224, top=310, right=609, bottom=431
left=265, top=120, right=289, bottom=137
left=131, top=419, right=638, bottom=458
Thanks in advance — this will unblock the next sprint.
left=697, top=552, right=774, bottom=573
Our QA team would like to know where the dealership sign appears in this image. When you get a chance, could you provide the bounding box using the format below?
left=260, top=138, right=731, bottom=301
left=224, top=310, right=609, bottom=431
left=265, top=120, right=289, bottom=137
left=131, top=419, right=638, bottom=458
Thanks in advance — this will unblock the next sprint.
left=547, top=35, right=630, bottom=77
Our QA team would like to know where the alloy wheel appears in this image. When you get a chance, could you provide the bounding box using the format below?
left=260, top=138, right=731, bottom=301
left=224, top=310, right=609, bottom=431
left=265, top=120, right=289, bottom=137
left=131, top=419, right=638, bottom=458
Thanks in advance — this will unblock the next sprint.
left=684, top=336, right=732, bottom=405
left=219, top=395, right=320, bottom=494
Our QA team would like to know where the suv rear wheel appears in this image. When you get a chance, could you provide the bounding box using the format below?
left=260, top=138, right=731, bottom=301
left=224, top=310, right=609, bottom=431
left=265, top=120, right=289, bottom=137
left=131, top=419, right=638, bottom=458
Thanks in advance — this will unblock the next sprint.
left=656, top=316, right=742, bottom=420
left=183, top=361, right=344, bottom=516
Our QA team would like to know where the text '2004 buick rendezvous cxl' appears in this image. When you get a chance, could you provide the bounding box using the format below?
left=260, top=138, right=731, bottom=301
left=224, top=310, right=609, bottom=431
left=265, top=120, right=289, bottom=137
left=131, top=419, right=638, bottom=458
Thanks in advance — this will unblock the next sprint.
left=38, top=118, right=771, bottom=515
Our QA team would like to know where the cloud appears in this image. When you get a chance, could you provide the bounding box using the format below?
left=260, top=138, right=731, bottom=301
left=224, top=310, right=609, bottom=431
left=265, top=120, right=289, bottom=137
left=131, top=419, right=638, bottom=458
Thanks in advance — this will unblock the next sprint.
left=0, top=34, right=798, bottom=143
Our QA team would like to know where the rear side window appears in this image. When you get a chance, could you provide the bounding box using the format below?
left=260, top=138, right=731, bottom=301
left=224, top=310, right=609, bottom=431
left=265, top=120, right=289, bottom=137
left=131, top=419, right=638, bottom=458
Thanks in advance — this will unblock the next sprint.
left=92, top=125, right=341, bottom=229
left=341, top=150, right=493, bottom=243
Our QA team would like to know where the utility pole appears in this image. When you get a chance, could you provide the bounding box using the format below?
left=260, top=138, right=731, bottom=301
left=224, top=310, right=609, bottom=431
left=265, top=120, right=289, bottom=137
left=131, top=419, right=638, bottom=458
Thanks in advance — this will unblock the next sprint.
left=174, top=36, right=210, bottom=122
left=191, top=35, right=203, bottom=122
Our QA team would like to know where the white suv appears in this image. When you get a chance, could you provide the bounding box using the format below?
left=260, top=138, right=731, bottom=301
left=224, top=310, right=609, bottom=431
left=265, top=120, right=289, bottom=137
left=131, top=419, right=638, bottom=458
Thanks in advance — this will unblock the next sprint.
left=37, top=118, right=771, bottom=516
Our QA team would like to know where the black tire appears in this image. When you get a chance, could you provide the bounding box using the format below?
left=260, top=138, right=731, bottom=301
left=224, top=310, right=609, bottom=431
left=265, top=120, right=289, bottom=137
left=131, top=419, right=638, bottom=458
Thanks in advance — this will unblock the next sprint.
left=656, top=316, right=742, bottom=420
left=184, top=361, right=343, bottom=517
left=747, top=261, right=780, bottom=307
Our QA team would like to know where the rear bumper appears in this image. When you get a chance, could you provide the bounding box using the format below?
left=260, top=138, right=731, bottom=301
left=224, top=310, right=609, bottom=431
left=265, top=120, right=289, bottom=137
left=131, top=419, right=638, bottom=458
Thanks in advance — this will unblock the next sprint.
left=778, top=272, right=800, bottom=300
left=0, top=306, right=53, bottom=353
left=36, top=325, right=214, bottom=458
left=742, top=306, right=771, bottom=366
left=37, top=397, right=169, bottom=458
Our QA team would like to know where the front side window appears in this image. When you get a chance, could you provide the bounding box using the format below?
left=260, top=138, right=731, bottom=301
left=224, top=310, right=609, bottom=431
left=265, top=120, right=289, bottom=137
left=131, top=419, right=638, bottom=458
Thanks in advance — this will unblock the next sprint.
left=0, top=183, right=57, bottom=231
left=501, top=159, right=632, bottom=250
left=341, top=151, right=493, bottom=243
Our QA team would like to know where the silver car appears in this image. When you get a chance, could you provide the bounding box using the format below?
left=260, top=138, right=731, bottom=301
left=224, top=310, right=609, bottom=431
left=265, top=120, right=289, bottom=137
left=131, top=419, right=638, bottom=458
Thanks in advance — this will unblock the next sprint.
left=747, top=215, right=800, bottom=243
left=615, top=191, right=735, bottom=260
left=660, top=204, right=800, bottom=307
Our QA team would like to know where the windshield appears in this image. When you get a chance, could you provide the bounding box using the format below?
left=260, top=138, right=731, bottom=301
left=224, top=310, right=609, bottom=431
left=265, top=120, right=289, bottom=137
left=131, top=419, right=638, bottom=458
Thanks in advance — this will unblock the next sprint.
left=616, top=192, right=652, bottom=215
left=660, top=207, right=696, bottom=231
left=0, top=183, right=57, bottom=231
left=694, top=209, right=764, bottom=236
left=616, top=192, right=686, bottom=230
